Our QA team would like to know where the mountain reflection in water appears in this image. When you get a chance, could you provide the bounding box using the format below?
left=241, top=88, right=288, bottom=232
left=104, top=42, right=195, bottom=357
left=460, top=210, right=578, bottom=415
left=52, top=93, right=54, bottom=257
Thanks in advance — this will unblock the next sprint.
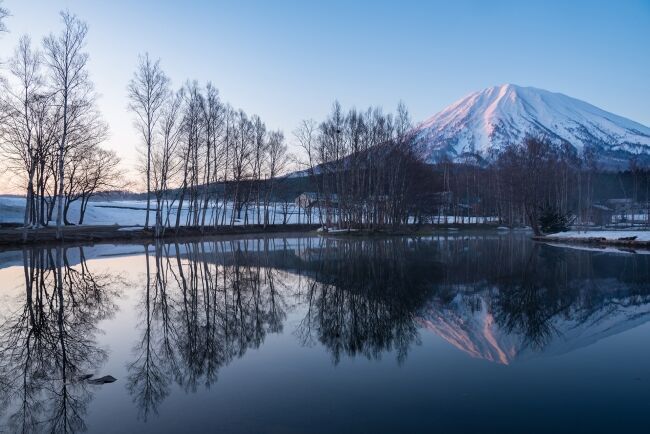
left=0, top=234, right=649, bottom=432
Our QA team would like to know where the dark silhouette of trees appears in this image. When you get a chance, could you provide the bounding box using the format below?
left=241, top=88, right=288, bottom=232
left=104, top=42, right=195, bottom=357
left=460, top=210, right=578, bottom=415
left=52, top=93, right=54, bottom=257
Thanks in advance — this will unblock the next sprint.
left=0, top=246, right=121, bottom=433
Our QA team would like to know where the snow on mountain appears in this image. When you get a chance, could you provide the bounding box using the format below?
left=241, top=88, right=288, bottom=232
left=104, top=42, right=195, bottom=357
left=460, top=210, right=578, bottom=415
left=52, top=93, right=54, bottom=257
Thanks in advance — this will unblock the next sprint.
left=416, top=84, right=650, bottom=165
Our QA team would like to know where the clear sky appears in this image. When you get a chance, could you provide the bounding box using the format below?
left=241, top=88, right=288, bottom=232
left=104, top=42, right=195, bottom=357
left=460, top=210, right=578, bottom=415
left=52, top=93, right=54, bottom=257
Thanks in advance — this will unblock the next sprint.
left=0, top=0, right=649, bottom=184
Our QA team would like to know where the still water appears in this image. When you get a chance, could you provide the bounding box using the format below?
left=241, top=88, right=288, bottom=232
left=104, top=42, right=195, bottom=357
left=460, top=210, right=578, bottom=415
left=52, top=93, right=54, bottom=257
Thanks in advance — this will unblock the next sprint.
left=0, top=232, right=648, bottom=433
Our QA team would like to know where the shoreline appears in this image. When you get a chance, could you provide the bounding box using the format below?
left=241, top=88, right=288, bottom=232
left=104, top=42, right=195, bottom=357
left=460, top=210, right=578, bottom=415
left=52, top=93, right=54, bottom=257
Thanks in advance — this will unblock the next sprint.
left=0, top=223, right=524, bottom=249
left=0, top=224, right=321, bottom=248
left=533, top=234, right=650, bottom=249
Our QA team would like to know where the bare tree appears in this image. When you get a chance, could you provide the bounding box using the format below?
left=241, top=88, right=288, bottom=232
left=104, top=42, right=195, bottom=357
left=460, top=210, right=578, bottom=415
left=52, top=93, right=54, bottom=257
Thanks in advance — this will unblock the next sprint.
left=230, top=110, right=253, bottom=225
left=199, top=83, right=223, bottom=229
left=263, top=130, right=288, bottom=226
left=294, top=119, right=322, bottom=224
left=128, top=53, right=170, bottom=230
left=63, top=145, right=120, bottom=224
left=43, top=11, right=91, bottom=238
left=0, top=35, right=42, bottom=239
left=30, top=92, right=60, bottom=227
left=250, top=115, right=266, bottom=224
left=152, top=89, right=184, bottom=235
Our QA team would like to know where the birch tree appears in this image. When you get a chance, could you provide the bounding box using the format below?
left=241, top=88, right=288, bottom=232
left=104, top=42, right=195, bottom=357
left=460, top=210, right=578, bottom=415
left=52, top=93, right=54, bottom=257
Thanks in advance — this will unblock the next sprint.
left=128, top=53, right=170, bottom=230
left=0, top=36, right=42, bottom=239
left=43, top=11, right=91, bottom=238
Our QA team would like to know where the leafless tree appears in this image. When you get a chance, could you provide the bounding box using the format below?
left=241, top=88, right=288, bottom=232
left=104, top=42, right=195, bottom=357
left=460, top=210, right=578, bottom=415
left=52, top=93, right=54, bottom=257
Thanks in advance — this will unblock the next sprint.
left=199, top=82, right=223, bottom=229
left=63, top=146, right=121, bottom=224
left=128, top=53, right=170, bottom=230
left=230, top=109, right=253, bottom=225
left=43, top=11, right=93, bottom=238
left=152, top=88, right=184, bottom=235
left=0, top=36, right=42, bottom=239
left=263, top=130, right=288, bottom=226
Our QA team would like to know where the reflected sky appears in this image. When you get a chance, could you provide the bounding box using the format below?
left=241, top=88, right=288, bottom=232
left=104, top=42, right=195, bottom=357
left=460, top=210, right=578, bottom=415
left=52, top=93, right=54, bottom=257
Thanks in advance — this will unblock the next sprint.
left=0, top=233, right=649, bottom=433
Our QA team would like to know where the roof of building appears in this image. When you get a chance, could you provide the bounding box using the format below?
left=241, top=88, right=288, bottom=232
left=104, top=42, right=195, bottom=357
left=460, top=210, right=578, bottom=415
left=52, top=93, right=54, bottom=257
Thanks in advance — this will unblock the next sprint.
left=592, top=204, right=613, bottom=211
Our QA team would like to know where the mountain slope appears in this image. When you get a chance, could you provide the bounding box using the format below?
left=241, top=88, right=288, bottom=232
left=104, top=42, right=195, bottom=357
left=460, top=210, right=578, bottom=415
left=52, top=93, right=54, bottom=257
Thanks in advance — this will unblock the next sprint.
left=416, top=84, right=650, bottom=165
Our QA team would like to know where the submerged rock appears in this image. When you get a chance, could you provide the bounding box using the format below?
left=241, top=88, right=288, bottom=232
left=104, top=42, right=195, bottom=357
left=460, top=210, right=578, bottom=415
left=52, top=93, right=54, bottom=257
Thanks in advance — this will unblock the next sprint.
left=87, top=375, right=117, bottom=385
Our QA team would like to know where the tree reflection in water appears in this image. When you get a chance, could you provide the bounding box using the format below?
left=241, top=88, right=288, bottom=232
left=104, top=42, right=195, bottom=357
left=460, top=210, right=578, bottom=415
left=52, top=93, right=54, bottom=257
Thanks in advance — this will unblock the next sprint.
left=127, top=239, right=296, bottom=420
left=2, top=234, right=650, bottom=431
left=124, top=237, right=444, bottom=418
left=0, top=246, right=121, bottom=433
left=296, top=238, right=440, bottom=365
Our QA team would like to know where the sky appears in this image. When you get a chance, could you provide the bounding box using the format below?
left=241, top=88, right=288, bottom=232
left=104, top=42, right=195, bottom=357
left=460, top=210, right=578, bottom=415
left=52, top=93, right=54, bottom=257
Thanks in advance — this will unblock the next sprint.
left=0, top=0, right=649, bottom=189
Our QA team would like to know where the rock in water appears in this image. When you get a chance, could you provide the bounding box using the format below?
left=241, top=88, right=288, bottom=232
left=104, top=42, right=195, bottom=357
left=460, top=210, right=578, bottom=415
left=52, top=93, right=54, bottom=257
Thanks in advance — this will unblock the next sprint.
left=87, top=375, right=117, bottom=385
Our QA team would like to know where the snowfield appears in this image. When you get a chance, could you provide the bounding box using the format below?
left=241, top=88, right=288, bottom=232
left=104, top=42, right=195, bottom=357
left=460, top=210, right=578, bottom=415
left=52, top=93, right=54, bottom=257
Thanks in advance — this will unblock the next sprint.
left=546, top=243, right=650, bottom=255
left=0, top=195, right=505, bottom=228
left=0, top=195, right=319, bottom=226
left=547, top=230, right=650, bottom=242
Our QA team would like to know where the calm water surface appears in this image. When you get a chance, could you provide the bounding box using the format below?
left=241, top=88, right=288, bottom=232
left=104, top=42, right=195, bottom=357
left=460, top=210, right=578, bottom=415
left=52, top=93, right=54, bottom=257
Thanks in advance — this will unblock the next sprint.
left=0, top=232, right=649, bottom=433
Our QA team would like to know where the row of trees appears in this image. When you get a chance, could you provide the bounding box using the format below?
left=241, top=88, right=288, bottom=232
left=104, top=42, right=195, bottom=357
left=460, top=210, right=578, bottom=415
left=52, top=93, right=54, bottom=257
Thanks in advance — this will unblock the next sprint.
left=295, top=104, right=597, bottom=234
left=0, top=11, right=121, bottom=239
left=296, top=120, right=650, bottom=235
left=295, top=101, right=430, bottom=229
left=128, top=56, right=291, bottom=236
left=417, top=138, right=650, bottom=234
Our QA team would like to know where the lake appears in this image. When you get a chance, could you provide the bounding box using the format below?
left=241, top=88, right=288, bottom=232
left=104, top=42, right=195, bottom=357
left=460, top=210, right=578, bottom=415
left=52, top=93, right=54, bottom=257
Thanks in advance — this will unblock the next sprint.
left=0, top=232, right=649, bottom=433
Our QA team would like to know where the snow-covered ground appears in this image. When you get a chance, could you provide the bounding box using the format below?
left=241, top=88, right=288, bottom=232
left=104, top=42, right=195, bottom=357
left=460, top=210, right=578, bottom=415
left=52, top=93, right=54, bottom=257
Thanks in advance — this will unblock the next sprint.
left=546, top=243, right=650, bottom=255
left=0, top=196, right=320, bottom=226
left=546, top=230, right=650, bottom=242
left=0, top=195, right=504, bottom=228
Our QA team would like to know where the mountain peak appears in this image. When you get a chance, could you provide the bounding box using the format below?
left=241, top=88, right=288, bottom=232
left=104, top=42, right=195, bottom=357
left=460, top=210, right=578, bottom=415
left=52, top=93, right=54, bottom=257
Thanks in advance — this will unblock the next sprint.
left=417, top=85, right=650, bottom=166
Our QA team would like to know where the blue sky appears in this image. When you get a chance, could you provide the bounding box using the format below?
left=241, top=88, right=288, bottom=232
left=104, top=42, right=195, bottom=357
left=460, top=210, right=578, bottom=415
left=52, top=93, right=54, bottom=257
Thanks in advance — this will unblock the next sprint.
left=1, top=0, right=649, bottom=174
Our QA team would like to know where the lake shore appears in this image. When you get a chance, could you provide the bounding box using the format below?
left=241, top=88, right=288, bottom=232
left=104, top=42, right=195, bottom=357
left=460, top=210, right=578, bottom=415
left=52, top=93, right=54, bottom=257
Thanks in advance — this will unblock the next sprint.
left=0, top=223, right=523, bottom=248
left=534, top=230, right=650, bottom=249
left=0, top=224, right=321, bottom=247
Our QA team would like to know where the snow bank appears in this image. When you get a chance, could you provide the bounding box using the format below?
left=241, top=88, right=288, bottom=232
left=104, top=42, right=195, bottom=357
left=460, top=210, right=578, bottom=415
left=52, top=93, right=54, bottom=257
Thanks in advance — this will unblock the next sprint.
left=546, top=243, right=650, bottom=255
left=547, top=230, right=650, bottom=242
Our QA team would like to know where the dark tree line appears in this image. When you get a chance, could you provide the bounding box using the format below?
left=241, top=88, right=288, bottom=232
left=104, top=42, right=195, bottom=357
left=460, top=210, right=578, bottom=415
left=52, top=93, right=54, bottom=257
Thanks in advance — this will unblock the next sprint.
left=296, top=101, right=433, bottom=229
left=425, top=137, right=650, bottom=234
left=0, top=246, right=121, bottom=433
left=295, top=102, right=650, bottom=234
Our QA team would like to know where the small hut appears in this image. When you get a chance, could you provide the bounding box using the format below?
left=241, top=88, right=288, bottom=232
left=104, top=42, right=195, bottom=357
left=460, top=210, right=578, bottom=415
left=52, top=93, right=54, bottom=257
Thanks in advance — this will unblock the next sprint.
left=590, top=204, right=614, bottom=226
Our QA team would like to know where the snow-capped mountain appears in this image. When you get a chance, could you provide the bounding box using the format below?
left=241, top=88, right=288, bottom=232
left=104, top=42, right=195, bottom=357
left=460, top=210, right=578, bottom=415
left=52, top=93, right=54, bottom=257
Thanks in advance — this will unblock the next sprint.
left=416, top=84, right=650, bottom=165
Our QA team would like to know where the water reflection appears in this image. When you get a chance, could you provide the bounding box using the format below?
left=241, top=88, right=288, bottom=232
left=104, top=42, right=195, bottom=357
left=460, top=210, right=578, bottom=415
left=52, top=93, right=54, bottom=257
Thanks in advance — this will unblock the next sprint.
left=418, top=237, right=650, bottom=363
left=0, top=247, right=121, bottom=433
left=0, top=234, right=649, bottom=431
left=127, top=240, right=293, bottom=419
